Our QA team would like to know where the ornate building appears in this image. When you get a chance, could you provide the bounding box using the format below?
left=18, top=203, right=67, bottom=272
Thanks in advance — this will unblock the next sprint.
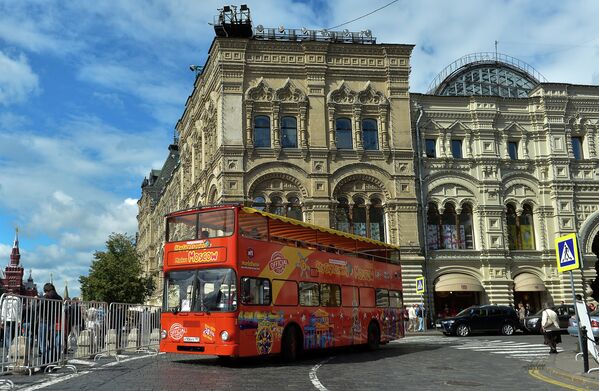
left=2, top=229, right=38, bottom=297
left=137, top=22, right=421, bottom=305
left=138, top=11, right=599, bottom=314
left=412, top=53, right=599, bottom=316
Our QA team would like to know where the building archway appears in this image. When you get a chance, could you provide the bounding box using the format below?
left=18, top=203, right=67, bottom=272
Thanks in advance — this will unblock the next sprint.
left=433, top=273, right=484, bottom=318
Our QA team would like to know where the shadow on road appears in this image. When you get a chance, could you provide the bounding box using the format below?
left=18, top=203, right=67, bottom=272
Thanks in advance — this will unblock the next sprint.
left=172, top=339, right=450, bottom=369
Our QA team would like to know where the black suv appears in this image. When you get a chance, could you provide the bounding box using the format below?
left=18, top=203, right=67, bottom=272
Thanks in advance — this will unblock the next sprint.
left=523, top=305, right=575, bottom=334
left=439, top=305, right=520, bottom=337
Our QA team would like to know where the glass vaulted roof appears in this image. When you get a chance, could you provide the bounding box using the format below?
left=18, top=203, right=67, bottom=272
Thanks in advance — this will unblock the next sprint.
left=428, top=53, right=547, bottom=98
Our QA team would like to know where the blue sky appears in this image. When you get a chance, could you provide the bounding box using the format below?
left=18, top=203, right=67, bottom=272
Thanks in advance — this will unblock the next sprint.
left=1, top=0, right=599, bottom=298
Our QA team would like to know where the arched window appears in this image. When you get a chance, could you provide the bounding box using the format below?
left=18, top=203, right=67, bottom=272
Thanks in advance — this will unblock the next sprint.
left=352, top=197, right=367, bottom=237
left=427, top=202, right=474, bottom=250
left=254, top=116, right=271, bottom=148
left=269, top=196, right=285, bottom=216
left=281, top=116, right=298, bottom=148
left=519, top=204, right=535, bottom=250
left=334, top=197, right=385, bottom=240
left=369, top=198, right=385, bottom=241
left=441, top=204, right=458, bottom=249
left=335, top=197, right=351, bottom=233
left=335, top=118, right=353, bottom=149
left=362, top=119, right=378, bottom=150
left=458, top=204, right=474, bottom=249
left=506, top=203, right=536, bottom=250
left=426, top=203, right=441, bottom=250
left=506, top=204, right=518, bottom=250
left=252, top=196, right=266, bottom=211
left=286, top=197, right=303, bottom=221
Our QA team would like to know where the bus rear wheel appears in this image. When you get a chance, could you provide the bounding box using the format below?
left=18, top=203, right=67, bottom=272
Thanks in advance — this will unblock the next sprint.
left=282, top=326, right=301, bottom=362
left=367, top=322, right=380, bottom=351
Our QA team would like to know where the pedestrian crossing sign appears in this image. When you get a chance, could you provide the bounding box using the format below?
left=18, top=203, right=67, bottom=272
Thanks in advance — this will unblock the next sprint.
left=555, top=233, right=581, bottom=273
left=415, top=276, right=425, bottom=294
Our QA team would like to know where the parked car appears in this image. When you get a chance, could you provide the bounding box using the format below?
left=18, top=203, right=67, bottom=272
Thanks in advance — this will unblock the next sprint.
left=439, top=305, right=520, bottom=337
left=523, top=305, right=575, bottom=334
left=567, top=308, right=599, bottom=338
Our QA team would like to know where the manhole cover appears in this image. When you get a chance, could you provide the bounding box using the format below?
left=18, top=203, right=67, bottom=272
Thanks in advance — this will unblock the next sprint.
left=444, top=380, right=483, bottom=387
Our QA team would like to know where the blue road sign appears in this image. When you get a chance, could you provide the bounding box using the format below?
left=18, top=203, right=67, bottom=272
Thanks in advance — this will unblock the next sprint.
left=555, top=233, right=581, bottom=273
left=415, top=276, right=425, bottom=294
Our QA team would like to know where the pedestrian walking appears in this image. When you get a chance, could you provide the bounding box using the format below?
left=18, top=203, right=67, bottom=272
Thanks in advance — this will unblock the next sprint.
left=417, top=304, right=425, bottom=332
left=517, top=303, right=526, bottom=325
left=408, top=304, right=417, bottom=332
left=402, top=306, right=410, bottom=333
left=541, top=302, right=561, bottom=354
left=38, top=283, right=63, bottom=364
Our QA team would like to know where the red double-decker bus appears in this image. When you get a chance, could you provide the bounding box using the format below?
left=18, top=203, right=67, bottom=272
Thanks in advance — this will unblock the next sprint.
left=159, top=204, right=403, bottom=360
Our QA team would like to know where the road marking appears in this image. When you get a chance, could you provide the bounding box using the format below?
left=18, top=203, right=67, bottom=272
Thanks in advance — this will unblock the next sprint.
left=105, top=352, right=162, bottom=367
left=19, top=371, right=90, bottom=391
left=528, top=369, right=586, bottom=391
left=309, top=357, right=334, bottom=391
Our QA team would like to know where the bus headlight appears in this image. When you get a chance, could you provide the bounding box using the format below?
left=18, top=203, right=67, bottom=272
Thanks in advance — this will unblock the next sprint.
left=161, top=330, right=167, bottom=339
left=220, top=330, right=230, bottom=341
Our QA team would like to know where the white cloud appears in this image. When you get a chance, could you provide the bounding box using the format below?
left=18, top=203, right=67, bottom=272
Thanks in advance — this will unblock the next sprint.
left=0, top=51, right=39, bottom=104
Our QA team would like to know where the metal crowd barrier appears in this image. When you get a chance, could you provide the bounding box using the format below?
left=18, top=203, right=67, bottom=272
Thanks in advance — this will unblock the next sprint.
left=0, top=294, right=161, bottom=378
left=105, top=303, right=161, bottom=357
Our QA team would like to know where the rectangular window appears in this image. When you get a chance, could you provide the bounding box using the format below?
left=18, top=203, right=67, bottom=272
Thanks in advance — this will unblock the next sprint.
left=425, top=139, right=436, bottom=158
left=451, top=139, right=463, bottom=159
left=572, top=136, right=583, bottom=160
left=320, top=284, right=341, bottom=307
left=362, top=119, right=378, bottom=150
left=281, top=116, right=298, bottom=148
left=254, top=116, right=271, bottom=148
left=342, top=285, right=359, bottom=307
left=299, top=282, right=320, bottom=306
left=376, top=289, right=389, bottom=307
left=335, top=118, right=353, bottom=149
left=197, top=209, right=235, bottom=238
left=272, top=279, right=298, bottom=306
left=508, top=141, right=518, bottom=160
left=359, top=287, right=375, bottom=308
left=240, top=277, right=271, bottom=305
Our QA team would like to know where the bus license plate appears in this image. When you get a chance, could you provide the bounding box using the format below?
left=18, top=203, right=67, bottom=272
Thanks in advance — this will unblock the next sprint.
left=183, top=336, right=200, bottom=343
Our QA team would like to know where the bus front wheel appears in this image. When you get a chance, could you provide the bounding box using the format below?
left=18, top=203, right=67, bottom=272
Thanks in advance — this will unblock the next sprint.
left=281, top=326, right=301, bottom=362
left=367, top=322, right=380, bottom=351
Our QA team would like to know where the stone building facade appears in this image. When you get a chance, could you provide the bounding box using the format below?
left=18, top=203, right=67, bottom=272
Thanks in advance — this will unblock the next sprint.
left=137, top=33, right=422, bottom=305
left=411, top=54, right=599, bottom=316
left=138, top=29, right=599, bottom=315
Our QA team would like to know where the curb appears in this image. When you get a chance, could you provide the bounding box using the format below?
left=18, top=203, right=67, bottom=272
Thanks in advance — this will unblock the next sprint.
left=541, top=366, right=599, bottom=390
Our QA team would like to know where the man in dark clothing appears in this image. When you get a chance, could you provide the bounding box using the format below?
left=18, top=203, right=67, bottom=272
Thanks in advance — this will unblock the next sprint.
left=39, top=283, right=63, bottom=364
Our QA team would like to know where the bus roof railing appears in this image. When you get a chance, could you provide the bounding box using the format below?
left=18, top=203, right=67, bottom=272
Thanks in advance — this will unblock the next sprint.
left=241, top=207, right=401, bottom=251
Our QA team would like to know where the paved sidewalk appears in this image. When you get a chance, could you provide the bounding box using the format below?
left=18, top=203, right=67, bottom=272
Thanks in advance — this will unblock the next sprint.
left=539, top=344, right=599, bottom=389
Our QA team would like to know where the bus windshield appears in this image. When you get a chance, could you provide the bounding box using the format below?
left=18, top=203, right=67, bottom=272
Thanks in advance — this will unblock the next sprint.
left=164, top=268, right=237, bottom=313
left=167, top=209, right=235, bottom=242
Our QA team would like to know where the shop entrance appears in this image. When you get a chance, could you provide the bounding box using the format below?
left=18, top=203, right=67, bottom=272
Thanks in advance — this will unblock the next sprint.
left=434, top=291, right=480, bottom=319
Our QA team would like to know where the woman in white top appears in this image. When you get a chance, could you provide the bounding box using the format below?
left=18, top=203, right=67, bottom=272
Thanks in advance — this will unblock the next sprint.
left=541, top=302, right=561, bottom=354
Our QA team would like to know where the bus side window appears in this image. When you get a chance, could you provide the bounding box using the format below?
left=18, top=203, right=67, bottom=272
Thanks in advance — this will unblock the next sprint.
left=376, top=289, right=389, bottom=307
left=389, top=290, right=402, bottom=308
left=321, top=283, right=341, bottom=307
left=240, top=277, right=271, bottom=305
left=299, top=282, right=320, bottom=306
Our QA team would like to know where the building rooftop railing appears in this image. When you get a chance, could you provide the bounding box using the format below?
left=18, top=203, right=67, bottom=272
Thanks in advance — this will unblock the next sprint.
left=427, top=52, right=548, bottom=94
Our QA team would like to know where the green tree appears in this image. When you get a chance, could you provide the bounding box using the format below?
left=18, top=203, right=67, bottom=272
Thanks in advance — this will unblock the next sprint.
left=79, top=233, right=154, bottom=303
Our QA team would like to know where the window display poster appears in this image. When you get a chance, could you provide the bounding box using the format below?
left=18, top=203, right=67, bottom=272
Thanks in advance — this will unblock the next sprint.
left=427, top=225, right=439, bottom=250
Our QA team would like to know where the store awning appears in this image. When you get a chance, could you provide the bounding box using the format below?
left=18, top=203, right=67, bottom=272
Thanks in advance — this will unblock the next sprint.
left=513, top=273, right=545, bottom=292
left=435, top=273, right=484, bottom=292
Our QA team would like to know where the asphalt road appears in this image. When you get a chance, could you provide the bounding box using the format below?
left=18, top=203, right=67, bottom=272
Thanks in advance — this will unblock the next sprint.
left=6, top=332, right=573, bottom=390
